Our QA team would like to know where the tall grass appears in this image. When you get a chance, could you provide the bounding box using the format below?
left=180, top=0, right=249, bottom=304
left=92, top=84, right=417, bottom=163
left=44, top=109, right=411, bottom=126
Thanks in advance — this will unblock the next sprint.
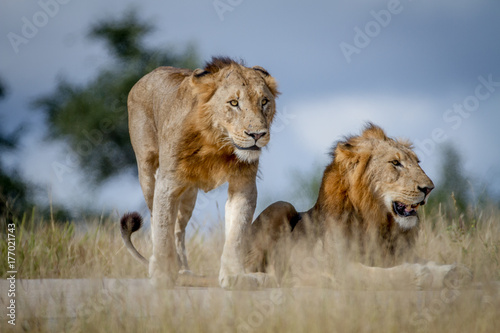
left=1, top=201, right=499, bottom=332
left=0, top=209, right=224, bottom=280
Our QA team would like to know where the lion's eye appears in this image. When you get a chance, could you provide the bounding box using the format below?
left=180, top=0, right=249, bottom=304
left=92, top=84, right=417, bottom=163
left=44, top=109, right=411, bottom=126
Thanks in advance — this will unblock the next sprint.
left=261, top=98, right=268, bottom=106
left=391, top=160, right=402, bottom=167
left=229, top=100, right=239, bottom=107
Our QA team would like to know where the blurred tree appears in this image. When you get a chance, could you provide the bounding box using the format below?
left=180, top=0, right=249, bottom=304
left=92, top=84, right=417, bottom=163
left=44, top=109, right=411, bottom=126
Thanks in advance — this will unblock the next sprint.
left=431, top=144, right=469, bottom=209
left=0, top=77, right=5, bottom=99
left=289, top=164, right=323, bottom=211
left=89, top=10, right=153, bottom=61
left=0, top=78, right=72, bottom=223
left=426, top=143, right=470, bottom=223
left=0, top=78, right=29, bottom=221
left=0, top=161, right=29, bottom=223
left=34, top=10, right=199, bottom=182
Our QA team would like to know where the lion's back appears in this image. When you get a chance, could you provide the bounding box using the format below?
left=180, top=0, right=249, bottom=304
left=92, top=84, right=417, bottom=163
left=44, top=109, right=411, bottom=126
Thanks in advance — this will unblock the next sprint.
left=127, top=66, right=196, bottom=165
left=128, top=66, right=193, bottom=114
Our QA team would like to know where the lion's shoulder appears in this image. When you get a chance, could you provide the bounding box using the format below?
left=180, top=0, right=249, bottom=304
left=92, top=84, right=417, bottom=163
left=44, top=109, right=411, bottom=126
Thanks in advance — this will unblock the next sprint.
left=129, top=57, right=278, bottom=192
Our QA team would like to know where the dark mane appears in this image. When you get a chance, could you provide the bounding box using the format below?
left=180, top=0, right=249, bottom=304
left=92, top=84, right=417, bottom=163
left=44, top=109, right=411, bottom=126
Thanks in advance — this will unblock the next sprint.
left=203, top=56, right=244, bottom=73
left=328, top=122, right=386, bottom=158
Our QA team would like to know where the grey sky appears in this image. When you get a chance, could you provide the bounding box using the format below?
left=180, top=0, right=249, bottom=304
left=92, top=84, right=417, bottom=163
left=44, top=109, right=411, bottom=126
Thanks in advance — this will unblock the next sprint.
left=1, top=0, right=499, bottom=220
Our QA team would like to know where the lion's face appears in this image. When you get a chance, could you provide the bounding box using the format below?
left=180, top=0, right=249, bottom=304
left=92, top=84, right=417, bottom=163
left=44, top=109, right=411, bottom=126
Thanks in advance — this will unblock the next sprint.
left=336, top=125, right=434, bottom=230
left=369, top=139, right=434, bottom=229
left=191, top=64, right=279, bottom=163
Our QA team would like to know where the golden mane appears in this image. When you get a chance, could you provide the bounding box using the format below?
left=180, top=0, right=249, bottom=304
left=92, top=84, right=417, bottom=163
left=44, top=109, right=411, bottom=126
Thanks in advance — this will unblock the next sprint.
left=247, top=124, right=473, bottom=289
left=311, top=124, right=419, bottom=259
left=250, top=123, right=434, bottom=269
left=174, top=57, right=278, bottom=191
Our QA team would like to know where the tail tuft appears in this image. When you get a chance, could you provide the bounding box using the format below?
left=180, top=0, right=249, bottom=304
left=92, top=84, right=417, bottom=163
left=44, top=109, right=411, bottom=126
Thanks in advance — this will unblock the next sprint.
left=121, top=212, right=143, bottom=235
left=120, top=212, right=148, bottom=266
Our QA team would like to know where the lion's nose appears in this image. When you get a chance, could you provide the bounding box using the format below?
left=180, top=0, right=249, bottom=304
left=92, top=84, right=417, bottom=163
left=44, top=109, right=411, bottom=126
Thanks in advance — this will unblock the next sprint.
left=245, top=131, right=267, bottom=142
left=418, top=186, right=434, bottom=196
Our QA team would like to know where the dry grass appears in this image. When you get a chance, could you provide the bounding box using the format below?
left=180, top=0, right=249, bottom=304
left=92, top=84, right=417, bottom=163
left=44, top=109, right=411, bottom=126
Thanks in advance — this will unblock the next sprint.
left=1, top=202, right=500, bottom=332
left=0, top=211, right=225, bottom=280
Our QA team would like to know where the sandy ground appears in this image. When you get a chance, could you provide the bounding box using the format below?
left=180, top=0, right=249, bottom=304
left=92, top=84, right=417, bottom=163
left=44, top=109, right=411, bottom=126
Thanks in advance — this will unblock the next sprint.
left=2, top=278, right=498, bottom=317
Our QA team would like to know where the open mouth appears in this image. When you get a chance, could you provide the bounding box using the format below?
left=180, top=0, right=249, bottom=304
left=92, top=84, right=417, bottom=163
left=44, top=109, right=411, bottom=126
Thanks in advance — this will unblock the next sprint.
left=232, top=143, right=261, bottom=151
left=392, top=201, right=421, bottom=218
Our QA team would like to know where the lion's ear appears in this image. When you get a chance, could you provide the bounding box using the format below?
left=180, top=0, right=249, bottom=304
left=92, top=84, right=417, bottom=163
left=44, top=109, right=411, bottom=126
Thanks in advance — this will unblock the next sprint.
left=335, top=142, right=372, bottom=175
left=253, top=66, right=280, bottom=98
left=191, top=68, right=211, bottom=80
left=335, top=142, right=357, bottom=163
left=191, top=68, right=216, bottom=103
left=252, top=66, right=269, bottom=76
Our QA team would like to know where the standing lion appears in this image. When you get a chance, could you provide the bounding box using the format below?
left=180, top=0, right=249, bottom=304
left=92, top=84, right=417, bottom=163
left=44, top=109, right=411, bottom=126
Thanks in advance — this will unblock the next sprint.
left=120, top=57, right=279, bottom=289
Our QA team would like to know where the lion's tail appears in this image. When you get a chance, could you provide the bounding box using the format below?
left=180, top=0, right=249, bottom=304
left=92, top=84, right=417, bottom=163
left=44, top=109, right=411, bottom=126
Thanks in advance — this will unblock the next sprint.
left=120, top=212, right=149, bottom=266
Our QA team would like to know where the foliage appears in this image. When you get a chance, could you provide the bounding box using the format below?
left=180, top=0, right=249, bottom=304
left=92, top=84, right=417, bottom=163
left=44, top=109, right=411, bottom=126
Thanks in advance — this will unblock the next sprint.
left=0, top=79, right=71, bottom=223
left=288, top=164, right=323, bottom=212
left=423, top=143, right=494, bottom=230
left=0, top=154, right=70, bottom=224
left=34, top=10, right=199, bottom=182
left=428, top=144, right=469, bottom=211
left=0, top=76, right=5, bottom=99
left=0, top=78, right=30, bottom=222
left=0, top=165, right=29, bottom=223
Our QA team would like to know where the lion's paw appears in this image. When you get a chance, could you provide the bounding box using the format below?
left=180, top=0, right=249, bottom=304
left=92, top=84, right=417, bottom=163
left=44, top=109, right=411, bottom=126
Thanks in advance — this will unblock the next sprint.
left=414, top=265, right=433, bottom=290
left=220, top=273, right=278, bottom=290
left=149, top=257, right=177, bottom=289
left=179, top=269, right=194, bottom=276
left=443, top=264, right=473, bottom=289
left=150, top=275, right=176, bottom=289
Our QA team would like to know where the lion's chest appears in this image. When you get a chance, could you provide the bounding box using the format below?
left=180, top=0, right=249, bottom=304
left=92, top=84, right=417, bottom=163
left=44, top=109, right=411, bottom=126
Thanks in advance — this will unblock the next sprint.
left=176, top=149, right=240, bottom=192
left=193, top=166, right=230, bottom=193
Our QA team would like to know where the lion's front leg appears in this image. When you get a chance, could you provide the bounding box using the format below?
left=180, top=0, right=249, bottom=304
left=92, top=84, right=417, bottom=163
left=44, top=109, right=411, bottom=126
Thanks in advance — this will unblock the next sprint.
left=149, top=176, right=183, bottom=288
left=219, top=180, right=277, bottom=289
left=342, top=262, right=434, bottom=290
left=341, top=261, right=473, bottom=290
left=425, top=262, right=473, bottom=289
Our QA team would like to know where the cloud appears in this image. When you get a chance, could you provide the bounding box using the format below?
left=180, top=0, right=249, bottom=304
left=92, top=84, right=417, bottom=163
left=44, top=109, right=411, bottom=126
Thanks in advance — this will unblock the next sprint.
left=282, top=92, right=500, bottom=197
left=287, top=94, right=438, bottom=157
left=11, top=127, right=145, bottom=215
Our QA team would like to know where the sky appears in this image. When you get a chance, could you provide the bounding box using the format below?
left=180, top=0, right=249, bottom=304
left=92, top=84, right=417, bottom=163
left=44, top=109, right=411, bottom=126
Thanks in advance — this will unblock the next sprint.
left=1, top=0, right=500, bottom=225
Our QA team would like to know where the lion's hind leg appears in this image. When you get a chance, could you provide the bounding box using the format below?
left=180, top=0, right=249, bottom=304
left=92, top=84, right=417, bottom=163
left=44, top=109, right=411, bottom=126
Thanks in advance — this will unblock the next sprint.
left=175, top=187, right=198, bottom=275
left=245, top=201, right=299, bottom=284
left=128, top=94, right=159, bottom=215
left=136, top=151, right=159, bottom=215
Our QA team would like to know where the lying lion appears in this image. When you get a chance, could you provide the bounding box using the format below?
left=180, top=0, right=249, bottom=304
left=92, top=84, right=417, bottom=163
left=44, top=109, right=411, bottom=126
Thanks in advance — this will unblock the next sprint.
left=245, top=124, right=473, bottom=289
left=121, top=57, right=279, bottom=289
